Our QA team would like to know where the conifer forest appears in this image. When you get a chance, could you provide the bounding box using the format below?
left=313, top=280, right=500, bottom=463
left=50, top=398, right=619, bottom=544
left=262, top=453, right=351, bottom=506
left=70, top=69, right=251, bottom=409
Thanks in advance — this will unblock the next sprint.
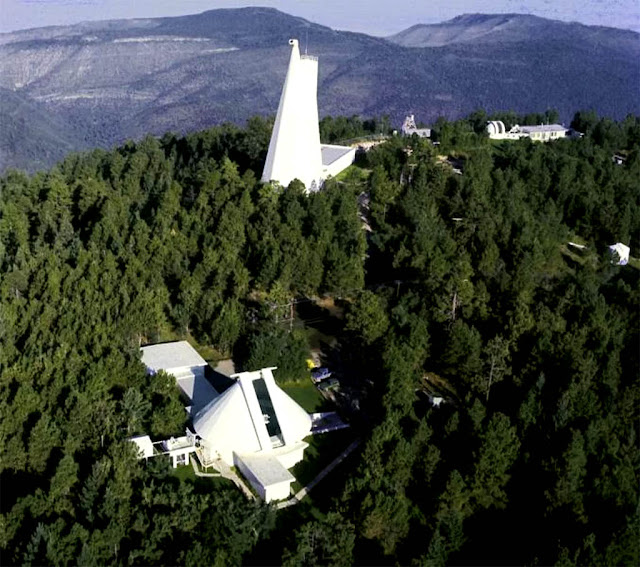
left=0, top=112, right=638, bottom=565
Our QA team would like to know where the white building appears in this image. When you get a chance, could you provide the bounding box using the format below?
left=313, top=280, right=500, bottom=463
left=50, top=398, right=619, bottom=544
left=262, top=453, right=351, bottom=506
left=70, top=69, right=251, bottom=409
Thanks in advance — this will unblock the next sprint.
left=609, top=242, right=630, bottom=265
left=193, top=367, right=311, bottom=502
left=141, top=341, right=218, bottom=414
left=130, top=435, right=155, bottom=460
left=129, top=432, right=198, bottom=468
left=138, top=342, right=314, bottom=501
left=401, top=114, right=431, bottom=138
left=487, top=120, right=568, bottom=141
left=321, top=144, right=357, bottom=179
left=261, top=39, right=355, bottom=191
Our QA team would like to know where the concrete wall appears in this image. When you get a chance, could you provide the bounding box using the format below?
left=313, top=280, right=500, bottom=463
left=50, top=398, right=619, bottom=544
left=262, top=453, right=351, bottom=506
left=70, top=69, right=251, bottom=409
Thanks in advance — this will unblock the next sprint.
left=264, top=481, right=293, bottom=502
left=276, top=444, right=306, bottom=469
left=322, top=147, right=357, bottom=180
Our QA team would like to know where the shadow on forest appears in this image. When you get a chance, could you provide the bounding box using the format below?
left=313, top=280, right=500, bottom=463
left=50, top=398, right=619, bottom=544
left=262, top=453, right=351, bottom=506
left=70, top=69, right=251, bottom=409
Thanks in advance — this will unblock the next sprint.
left=296, top=301, right=344, bottom=339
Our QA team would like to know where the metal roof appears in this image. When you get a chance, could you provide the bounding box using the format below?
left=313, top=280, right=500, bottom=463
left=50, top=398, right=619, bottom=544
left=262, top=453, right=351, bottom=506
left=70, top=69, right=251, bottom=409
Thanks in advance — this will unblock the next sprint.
left=321, top=144, right=354, bottom=166
left=519, top=124, right=566, bottom=133
left=141, top=341, right=207, bottom=373
left=236, top=453, right=295, bottom=486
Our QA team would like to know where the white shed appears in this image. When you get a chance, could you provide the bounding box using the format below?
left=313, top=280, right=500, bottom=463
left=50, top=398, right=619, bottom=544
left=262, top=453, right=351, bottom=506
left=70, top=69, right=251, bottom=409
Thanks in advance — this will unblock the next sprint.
left=609, top=242, right=630, bottom=265
left=141, top=341, right=218, bottom=413
left=130, top=435, right=155, bottom=459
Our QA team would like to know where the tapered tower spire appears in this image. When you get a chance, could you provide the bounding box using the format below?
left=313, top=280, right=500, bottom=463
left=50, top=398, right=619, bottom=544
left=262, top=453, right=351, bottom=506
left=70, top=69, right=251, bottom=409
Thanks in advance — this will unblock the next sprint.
left=261, top=39, right=323, bottom=191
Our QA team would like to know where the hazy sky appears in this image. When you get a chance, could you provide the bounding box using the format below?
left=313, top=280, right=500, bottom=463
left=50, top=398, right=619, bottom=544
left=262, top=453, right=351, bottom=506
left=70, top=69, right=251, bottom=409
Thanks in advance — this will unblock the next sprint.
left=1, top=0, right=639, bottom=35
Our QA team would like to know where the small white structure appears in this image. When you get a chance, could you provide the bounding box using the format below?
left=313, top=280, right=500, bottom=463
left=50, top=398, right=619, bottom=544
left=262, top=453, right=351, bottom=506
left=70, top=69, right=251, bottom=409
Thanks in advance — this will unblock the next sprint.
left=609, top=242, right=630, bottom=265
left=141, top=341, right=218, bottom=414
left=129, top=431, right=198, bottom=468
left=321, top=144, right=357, bottom=179
left=130, top=435, right=155, bottom=460
left=193, top=367, right=312, bottom=502
left=487, top=120, right=568, bottom=141
left=161, top=433, right=198, bottom=468
left=262, top=39, right=355, bottom=191
left=235, top=454, right=295, bottom=502
left=486, top=120, right=508, bottom=138
left=401, top=114, right=431, bottom=138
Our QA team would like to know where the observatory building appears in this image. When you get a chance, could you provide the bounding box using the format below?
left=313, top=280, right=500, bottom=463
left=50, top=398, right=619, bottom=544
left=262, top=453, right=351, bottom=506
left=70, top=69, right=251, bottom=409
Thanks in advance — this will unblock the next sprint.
left=137, top=342, right=315, bottom=501
left=261, top=39, right=355, bottom=191
left=193, top=367, right=312, bottom=501
left=486, top=120, right=568, bottom=141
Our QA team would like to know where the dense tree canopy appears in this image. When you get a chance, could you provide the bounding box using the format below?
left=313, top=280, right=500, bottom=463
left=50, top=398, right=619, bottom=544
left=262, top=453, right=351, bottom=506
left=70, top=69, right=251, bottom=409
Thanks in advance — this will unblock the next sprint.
left=1, top=111, right=638, bottom=565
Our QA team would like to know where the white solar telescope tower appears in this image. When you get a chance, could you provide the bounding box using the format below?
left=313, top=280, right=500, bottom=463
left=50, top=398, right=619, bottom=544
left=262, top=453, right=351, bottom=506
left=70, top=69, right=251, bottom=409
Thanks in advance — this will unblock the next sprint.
left=261, top=39, right=323, bottom=191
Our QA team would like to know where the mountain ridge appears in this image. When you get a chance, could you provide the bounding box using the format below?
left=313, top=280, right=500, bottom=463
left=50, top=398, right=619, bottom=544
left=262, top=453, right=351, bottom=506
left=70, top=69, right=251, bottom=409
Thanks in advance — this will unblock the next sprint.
left=0, top=8, right=638, bottom=173
left=387, top=13, right=640, bottom=48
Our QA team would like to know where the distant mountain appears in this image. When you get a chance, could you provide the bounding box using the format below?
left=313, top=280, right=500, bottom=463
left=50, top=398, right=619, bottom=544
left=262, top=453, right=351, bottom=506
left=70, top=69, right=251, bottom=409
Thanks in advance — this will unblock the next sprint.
left=386, top=13, right=640, bottom=48
left=0, top=8, right=638, bottom=173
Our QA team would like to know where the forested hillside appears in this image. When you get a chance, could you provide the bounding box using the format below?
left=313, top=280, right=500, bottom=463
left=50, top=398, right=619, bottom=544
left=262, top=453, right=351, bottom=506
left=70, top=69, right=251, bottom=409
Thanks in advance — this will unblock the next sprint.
left=0, top=112, right=638, bottom=565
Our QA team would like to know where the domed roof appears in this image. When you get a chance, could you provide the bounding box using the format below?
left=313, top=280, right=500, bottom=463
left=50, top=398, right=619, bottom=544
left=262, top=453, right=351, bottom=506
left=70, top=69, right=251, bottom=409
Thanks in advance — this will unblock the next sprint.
left=487, top=120, right=506, bottom=135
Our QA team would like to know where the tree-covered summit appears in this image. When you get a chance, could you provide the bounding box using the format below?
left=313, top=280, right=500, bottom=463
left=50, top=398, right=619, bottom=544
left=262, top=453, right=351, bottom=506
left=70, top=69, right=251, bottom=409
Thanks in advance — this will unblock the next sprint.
left=0, top=112, right=638, bottom=565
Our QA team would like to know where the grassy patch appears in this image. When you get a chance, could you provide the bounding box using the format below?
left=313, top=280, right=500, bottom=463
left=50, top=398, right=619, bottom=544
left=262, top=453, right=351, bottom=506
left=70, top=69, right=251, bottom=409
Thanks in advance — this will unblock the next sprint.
left=171, top=462, right=236, bottom=490
left=281, top=381, right=330, bottom=413
left=334, top=164, right=371, bottom=184
left=171, top=463, right=197, bottom=482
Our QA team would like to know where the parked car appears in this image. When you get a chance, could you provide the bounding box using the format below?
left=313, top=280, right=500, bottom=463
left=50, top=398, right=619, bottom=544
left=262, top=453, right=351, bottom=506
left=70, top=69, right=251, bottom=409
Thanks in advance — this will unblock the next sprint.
left=311, top=367, right=332, bottom=383
left=317, top=378, right=339, bottom=392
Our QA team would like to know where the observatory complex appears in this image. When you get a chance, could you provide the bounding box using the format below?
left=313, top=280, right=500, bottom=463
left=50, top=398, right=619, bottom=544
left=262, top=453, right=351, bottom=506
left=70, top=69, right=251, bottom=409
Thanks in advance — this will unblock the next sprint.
left=134, top=341, right=314, bottom=502
left=486, top=120, right=569, bottom=141
left=261, top=39, right=355, bottom=191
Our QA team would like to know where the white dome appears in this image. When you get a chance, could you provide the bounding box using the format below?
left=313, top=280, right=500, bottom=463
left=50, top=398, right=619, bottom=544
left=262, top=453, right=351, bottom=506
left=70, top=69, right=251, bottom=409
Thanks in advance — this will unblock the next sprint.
left=487, top=120, right=506, bottom=136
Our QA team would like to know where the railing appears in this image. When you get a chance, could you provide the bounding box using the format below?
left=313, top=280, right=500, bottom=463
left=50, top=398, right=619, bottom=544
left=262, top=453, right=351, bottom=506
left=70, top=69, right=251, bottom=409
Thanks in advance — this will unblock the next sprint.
left=300, top=55, right=318, bottom=61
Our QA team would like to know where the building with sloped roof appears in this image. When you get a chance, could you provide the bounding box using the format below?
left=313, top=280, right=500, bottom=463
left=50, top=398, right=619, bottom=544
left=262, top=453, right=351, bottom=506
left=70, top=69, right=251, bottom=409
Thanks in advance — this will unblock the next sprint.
left=193, top=367, right=312, bottom=502
left=139, top=342, right=313, bottom=501
left=141, top=341, right=218, bottom=414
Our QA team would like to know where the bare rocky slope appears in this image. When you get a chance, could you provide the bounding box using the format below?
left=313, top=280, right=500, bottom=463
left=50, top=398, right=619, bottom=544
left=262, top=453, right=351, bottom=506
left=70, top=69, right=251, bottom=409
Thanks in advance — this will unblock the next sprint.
left=1, top=8, right=638, bottom=172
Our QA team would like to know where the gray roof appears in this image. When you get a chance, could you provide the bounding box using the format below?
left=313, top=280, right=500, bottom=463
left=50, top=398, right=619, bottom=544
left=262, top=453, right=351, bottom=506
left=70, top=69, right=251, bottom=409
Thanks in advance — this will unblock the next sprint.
left=141, top=341, right=207, bottom=372
left=237, top=453, right=295, bottom=486
left=519, top=124, right=566, bottom=133
left=176, top=374, right=218, bottom=411
left=321, top=144, right=354, bottom=167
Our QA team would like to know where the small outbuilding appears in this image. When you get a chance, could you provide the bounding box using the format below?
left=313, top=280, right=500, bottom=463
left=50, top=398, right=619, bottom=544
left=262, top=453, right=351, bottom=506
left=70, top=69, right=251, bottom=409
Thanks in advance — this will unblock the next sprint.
left=609, top=242, right=630, bottom=265
left=141, top=341, right=218, bottom=413
left=130, top=435, right=155, bottom=459
left=401, top=114, right=431, bottom=138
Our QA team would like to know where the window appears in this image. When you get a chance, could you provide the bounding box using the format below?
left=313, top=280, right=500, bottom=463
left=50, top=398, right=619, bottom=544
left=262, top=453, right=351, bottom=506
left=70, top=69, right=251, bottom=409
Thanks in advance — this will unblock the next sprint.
left=252, top=378, right=284, bottom=447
